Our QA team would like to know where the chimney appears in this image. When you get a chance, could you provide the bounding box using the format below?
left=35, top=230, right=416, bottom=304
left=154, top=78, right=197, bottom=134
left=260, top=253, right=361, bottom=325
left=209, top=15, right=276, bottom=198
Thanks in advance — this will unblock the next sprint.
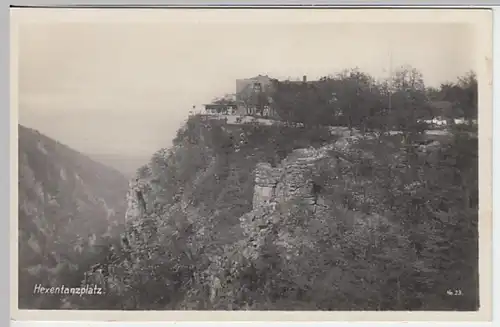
left=303, top=75, right=307, bottom=83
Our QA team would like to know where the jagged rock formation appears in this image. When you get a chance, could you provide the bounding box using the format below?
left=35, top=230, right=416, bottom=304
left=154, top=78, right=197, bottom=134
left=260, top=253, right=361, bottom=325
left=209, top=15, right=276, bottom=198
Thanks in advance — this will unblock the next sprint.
left=201, top=137, right=369, bottom=302
left=240, top=143, right=341, bottom=263
left=252, top=162, right=280, bottom=208
left=252, top=138, right=360, bottom=210
left=125, top=178, right=151, bottom=224
left=87, top=114, right=475, bottom=311
left=117, top=125, right=371, bottom=307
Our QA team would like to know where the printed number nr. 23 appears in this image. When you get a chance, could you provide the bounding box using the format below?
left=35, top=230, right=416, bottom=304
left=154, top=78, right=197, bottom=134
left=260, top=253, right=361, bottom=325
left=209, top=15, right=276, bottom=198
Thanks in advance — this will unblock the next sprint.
left=446, top=289, right=463, bottom=296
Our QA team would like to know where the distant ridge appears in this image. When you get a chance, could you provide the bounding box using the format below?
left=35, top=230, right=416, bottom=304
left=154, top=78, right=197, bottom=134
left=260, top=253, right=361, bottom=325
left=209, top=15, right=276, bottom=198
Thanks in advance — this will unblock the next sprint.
left=89, top=152, right=152, bottom=178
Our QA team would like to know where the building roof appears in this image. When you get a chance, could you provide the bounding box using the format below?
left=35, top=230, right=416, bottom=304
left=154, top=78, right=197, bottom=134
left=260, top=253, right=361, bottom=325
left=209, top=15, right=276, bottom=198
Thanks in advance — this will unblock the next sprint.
left=204, top=103, right=238, bottom=109
left=237, top=74, right=270, bottom=80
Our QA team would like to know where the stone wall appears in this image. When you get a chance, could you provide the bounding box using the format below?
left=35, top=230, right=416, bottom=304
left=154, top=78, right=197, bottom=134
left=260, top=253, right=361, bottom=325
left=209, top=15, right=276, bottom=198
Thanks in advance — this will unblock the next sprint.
left=252, top=162, right=281, bottom=208
left=252, top=148, right=331, bottom=209
left=242, top=145, right=336, bottom=262
left=277, top=155, right=317, bottom=205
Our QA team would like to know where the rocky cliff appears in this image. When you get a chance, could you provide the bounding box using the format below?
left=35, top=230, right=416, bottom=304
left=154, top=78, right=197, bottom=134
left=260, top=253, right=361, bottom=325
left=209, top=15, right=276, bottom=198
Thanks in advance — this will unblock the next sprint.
left=110, top=117, right=381, bottom=309
left=81, top=115, right=478, bottom=311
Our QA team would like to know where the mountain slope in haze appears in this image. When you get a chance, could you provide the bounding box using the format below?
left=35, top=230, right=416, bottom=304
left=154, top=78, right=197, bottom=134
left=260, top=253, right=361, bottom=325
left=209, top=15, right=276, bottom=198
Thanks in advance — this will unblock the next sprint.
left=18, top=125, right=130, bottom=309
left=89, top=153, right=152, bottom=178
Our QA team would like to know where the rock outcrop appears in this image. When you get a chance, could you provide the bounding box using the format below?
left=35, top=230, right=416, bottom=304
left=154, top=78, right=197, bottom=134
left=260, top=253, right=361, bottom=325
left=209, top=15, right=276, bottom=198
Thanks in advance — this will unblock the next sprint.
left=252, top=162, right=281, bottom=208
left=251, top=141, right=348, bottom=210
left=117, top=118, right=382, bottom=307
left=125, top=178, right=151, bottom=224
left=238, top=139, right=360, bottom=270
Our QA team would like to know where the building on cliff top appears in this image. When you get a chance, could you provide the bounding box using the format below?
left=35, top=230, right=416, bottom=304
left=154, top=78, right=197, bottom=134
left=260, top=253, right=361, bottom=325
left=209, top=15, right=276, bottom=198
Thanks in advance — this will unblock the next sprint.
left=235, top=74, right=278, bottom=117
left=208, top=74, right=316, bottom=118
left=204, top=103, right=238, bottom=115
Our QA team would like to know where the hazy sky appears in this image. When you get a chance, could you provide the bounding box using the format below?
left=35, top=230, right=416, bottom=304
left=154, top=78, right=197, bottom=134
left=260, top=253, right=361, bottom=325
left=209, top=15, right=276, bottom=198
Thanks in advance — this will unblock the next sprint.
left=17, top=21, right=475, bottom=157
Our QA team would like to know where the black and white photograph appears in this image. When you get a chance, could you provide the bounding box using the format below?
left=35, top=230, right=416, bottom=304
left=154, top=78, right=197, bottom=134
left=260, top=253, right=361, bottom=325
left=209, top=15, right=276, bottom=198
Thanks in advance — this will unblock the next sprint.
left=11, top=7, right=492, bottom=321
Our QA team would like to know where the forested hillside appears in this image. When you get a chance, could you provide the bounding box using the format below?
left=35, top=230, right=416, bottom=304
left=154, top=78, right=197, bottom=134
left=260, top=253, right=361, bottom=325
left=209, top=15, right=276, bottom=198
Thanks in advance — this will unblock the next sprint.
left=77, top=65, right=479, bottom=310
left=18, top=125, right=129, bottom=309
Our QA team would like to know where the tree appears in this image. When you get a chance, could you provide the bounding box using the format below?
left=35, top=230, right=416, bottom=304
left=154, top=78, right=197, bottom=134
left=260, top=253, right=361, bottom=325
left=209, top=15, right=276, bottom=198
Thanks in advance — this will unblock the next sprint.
left=327, top=69, right=386, bottom=132
left=270, top=80, right=310, bottom=125
left=237, top=82, right=274, bottom=116
left=392, top=65, right=425, bottom=92
left=455, top=71, right=478, bottom=120
left=436, top=71, right=477, bottom=121
left=426, top=86, right=441, bottom=101
left=386, top=66, right=429, bottom=139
